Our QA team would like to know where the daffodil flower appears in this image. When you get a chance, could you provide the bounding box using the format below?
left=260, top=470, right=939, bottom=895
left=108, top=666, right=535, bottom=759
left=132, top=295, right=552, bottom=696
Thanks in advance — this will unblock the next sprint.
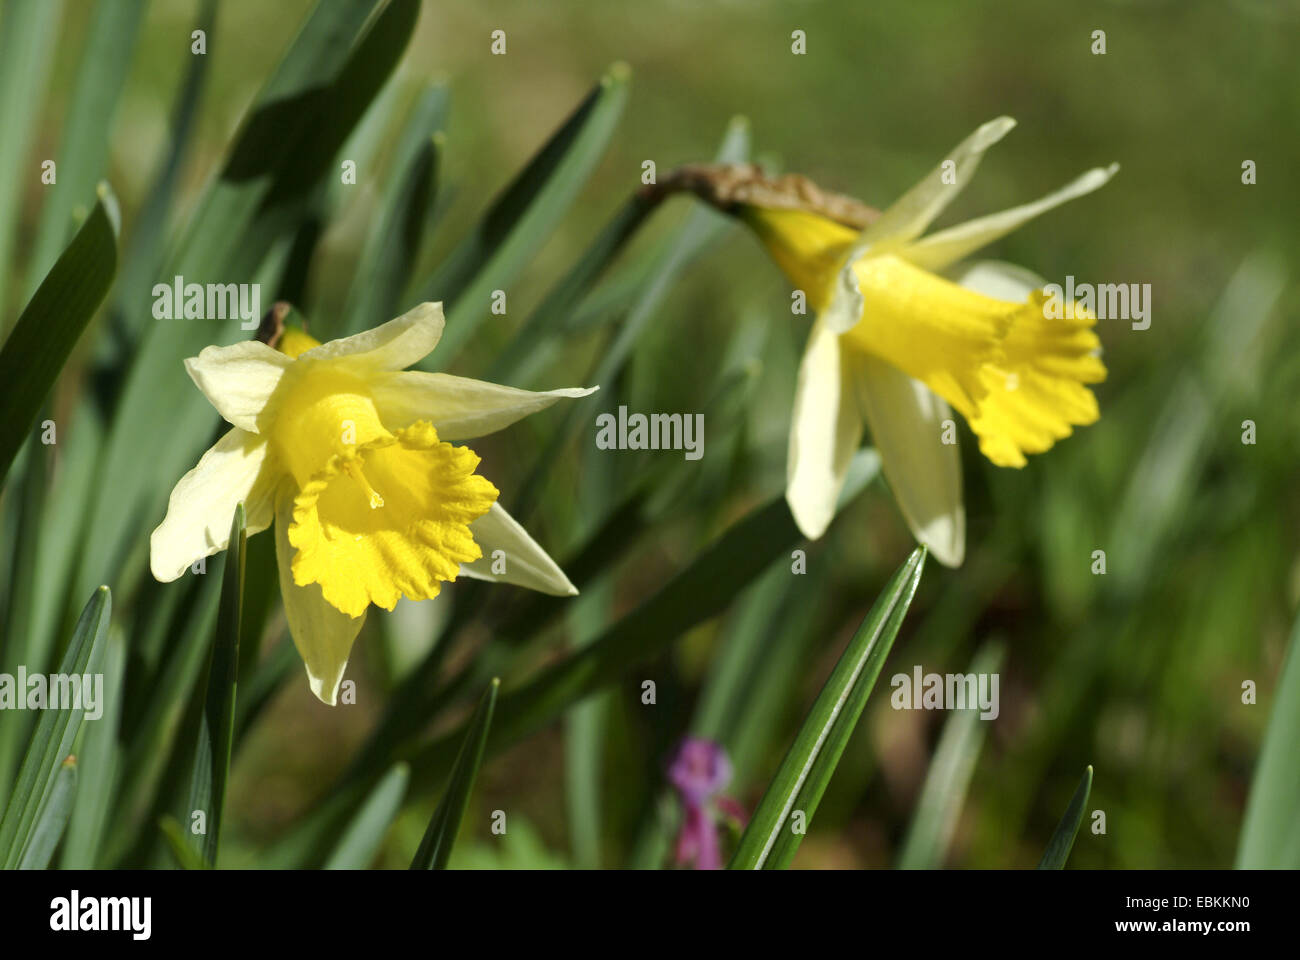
left=150, top=303, right=596, bottom=703
left=732, top=117, right=1117, bottom=566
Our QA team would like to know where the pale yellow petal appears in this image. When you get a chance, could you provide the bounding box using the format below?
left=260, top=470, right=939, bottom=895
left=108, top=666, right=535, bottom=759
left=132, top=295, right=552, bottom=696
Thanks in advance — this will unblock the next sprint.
left=301, top=302, right=445, bottom=370
left=184, top=341, right=291, bottom=432
left=371, top=371, right=597, bottom=441
left=946, top=260, right=1044, bottom=301
left=458, top=502, right=578, bottom=595
left=901, top=164, right=1119, bottom=273
left=858, top=117, right=1018, bottom=250
left=274, top=495, right=366, bottom=706
left=150, top=429, right=276, bottom=581
left=785, top=318, right=864, bottom=540
left=822, top=117, right=1017, bottom=333
left=852, top=355, right=965, bottom=567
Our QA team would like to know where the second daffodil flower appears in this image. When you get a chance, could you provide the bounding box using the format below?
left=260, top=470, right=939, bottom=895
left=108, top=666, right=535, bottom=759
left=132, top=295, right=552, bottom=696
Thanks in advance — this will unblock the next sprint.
left=669, top=117, right=1117, bottom=567
left=150, top=302, right=596, bottom=704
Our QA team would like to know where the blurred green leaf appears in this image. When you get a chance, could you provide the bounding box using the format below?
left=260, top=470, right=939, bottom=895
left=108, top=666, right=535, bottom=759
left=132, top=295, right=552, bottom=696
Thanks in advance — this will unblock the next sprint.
left=487, top=363, right=775, bottom=658
left=411, top=679, right=499, bottom=869
left=628, top=555, right=801, bottom=869
left=1109, top=253, right=1285, bottom=593
left=408, top=452, right=880, bottom=791
left=186, top=503, right=247, bottom=867
left=694, top=560, right=798, bottom=764
left=0, top=437, right=50, bottom=795
left=0, top=0, right=63, bottom=321
left=111, top=513, right=240, bottom=869
left=235, top=519, right=279, bottom=694
left=1038, top=765, right=1093, bottom=869
left=59, top=627, right=126, bottom=868
left=234, top=637, right=299, bottom=748
left=1236, top=611, right=1300, bottom=868
left=486, top=193, right=657, bottom=385
left=447, top=816, right=568, bottom=870
left=18, top=756, right=77, bottom=870
left=564, top=570, right=616, bottom=870
left=159, top=815, right=208, bottom=870
left=0, top=184, right=119, bottom=488
left=574, top=116, right=748, bottom=391
left=106, top=572, right=221, bottom=866
left=414, top=63, right=632, bottom=369
left=558, top=439, right=621, bottom=870
left=326, top=763, right=410, bottom=869
left=23, top=0, right=144, bottom=298
left=17, top=396, right=104, bottom=707
left=730, top=547, right=927, bottom=870
left=0, top=585, right=110, bottom=868
left=511, top=115, right=750, bottom=524
left=340, top=85, right=447, bottom=336
left=75, top=0, right=414, bottom=602
left=898, top=640, right=1005, bottom=869
left=106, top=0, right=216, bottom=355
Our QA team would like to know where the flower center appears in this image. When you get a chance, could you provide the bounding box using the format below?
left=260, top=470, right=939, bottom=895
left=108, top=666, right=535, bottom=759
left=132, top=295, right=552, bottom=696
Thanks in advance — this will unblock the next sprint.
left=288, top=422, right=499, bottom=617
left=343, top=459, right=385, bottom=509
left=273, top=365, right=393, bottom=488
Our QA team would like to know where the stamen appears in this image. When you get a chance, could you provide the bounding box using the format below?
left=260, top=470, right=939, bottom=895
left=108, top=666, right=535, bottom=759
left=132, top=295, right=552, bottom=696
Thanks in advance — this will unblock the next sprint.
left=987, top=365, right=1019, bottom=392
left=344, top=460, right=385, bottom=509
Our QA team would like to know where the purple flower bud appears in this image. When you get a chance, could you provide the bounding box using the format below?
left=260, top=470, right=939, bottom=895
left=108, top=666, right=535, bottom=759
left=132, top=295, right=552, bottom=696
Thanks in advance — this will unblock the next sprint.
left=668, top=737, right=739, bottom=870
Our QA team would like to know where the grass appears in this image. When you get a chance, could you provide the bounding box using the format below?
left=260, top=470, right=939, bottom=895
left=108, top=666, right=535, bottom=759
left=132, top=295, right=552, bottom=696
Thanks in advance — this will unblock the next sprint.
left=0, top=0, right=1296, bottom=870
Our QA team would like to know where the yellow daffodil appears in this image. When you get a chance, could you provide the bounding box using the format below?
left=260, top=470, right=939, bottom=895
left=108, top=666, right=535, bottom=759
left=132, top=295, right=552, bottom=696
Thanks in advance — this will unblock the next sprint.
left=720, top=118, right=1117, bottom=566
left=150, top=302, right=596, bottom=703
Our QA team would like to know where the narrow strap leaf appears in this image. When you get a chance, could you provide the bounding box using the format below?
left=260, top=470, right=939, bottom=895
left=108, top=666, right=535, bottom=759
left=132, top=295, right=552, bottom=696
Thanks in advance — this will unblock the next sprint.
left=0, top=586, right=111, bottom=868
left=1038, top=765, right=1093, bottom=869
left=411, top=679, right=500, bottom=869
left=0, top=185, right=119, bottom=488
left=730, top=548, right=927, bottom=869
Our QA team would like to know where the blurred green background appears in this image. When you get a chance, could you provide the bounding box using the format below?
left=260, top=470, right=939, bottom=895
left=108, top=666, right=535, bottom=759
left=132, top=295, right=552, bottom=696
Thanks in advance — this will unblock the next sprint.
left=4, top=0, right=1299, bottom=869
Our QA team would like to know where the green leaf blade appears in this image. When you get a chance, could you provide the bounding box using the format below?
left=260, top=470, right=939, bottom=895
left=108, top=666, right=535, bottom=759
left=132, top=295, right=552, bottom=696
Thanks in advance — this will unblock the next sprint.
left=509, top=115, right=750, bottom=525
left=406, top=453, right=881, bottom=792
left=1038, top=765, right=1093, bottom=869
left=0, top=585, right=111, bottom=868
left=1236, top=610, right=1300, bottom=868
left=485, top=193, right=656, bottom=386
left=74, top=0, right=413, bottom=603
left=0, top=184, right=119, bottom=488
left=18, top=756, right=77, bottom=870
left=23, top=0, right=145, bottom=298
left=897, top=640, right=1005, bottom=869
left=325, top=763, right=410, bottom=870
left=411, top=679, right=499, bottom=870
left=0, top=0, right=63, bottom=322
left=414, top=63, right=631, bottom=370
left=339, top=85, right=447, bottom=336
left=730, top=547, right=927, bottom=870
left=59, top=627, right=127, bottom=868
left=187, top=503, right=247, bottom=867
